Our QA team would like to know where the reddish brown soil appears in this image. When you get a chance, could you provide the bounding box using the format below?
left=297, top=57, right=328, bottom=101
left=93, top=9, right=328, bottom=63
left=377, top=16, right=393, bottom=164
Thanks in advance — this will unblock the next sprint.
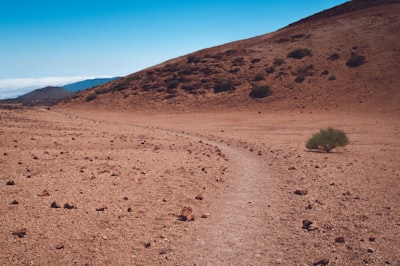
left=1, top=107, right=399, bottom=265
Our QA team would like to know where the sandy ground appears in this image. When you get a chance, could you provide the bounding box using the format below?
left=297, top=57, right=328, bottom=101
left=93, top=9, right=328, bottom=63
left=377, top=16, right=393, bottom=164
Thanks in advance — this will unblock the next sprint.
left=1, top=107, right=399, bottom=265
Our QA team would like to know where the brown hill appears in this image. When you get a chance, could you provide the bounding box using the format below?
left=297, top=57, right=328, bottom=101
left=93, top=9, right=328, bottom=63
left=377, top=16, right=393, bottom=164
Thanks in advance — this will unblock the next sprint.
left=60, top=0, right=400, bottom=113
left=1, top=86, right=73, bottom=107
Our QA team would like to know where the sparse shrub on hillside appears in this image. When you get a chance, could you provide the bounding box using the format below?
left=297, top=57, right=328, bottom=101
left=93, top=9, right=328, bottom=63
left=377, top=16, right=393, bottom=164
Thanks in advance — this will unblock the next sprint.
left=249, top=85, right=272, bottom=99
left=85, top=93, right=97, bottom=102
left=187, top=55, right=200, bottom=64
left=273, top=58, right=285, bottom=66
left=164, top=63, right=180, bottom=72
left=321, top=69, right=329, bottom=75
left=328, top=75, right=336, bottom=81
left=232, top=57, right=244, bottom=66
left=253, top=73, right=265, bottom=81
left=287, top=48, right=312, bottom=59
left=229, top=68, right=240, bottom=73
left=166, top=79, right=180, bottom=89
left=346, top=53, right=366, bottom=68
left=266, top=66, right=275, bottom=74
left=95, top=87, right=110, bottom=95
left=295, top=74, right=306, bottom=83
left=328, top=53, right=340, bottom=61
left=306, top=128, right=349, bottom=152
left=213, top=79, right=234, bottom=93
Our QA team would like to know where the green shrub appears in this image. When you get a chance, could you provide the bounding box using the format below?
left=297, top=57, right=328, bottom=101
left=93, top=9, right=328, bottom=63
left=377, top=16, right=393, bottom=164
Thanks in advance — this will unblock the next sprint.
left=95, top=87, right=110, bottom=95
left=253, top=73, right=265, bottom=81
left=249, top=85, right=272, bottom=98
left=306, top=128, right=349, bottom=152
left=164, top=63, right=180, bottom=72
left=85, top=93, right=97, bottom=102
left=166, top=79, right=180, bottom=89
left=213, top=79, right=234, bottom=93
left=295, top=74, right=306, bottom=83
left=328, top=75, right=336, bottom=81
left=187, top=55, right=200, bottom=64
left=287, top=48, right=312, bottom=59
left=346, top=53, right=365, bottom=68
left=328, top=53, right=340, bottom=61
left=273, top=58, right=284, bottom=66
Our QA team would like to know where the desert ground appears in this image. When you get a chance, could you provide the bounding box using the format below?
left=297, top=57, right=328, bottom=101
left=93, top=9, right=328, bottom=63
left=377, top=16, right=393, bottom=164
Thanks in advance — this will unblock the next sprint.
left=0, top=106, right=399, bottom=265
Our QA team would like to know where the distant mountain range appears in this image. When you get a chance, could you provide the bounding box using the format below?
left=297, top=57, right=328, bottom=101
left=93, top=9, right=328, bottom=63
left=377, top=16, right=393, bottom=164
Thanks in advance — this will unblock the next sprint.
left=0, top=77, right=119, bottom=106
left=63, top=77, right=120, bottom=92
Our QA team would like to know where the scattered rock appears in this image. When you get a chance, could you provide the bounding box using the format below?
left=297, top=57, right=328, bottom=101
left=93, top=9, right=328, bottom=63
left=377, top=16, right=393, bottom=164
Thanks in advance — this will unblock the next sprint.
left=195, top=193, right=204, bottom=200
left=11, top=199, right=19, bottom=205
left=38, top=189, right=50, bottom=197
left=123, top=197, right=128, bottom=200
left=96, top=206, right=107, bottom=212
left=367, top=248, right=374, bottom=254
left=335, top=236, right=345, bottom=243
left=288, top=166, right=297, bottom=170
left=302, top=219, right=318, bottom=231
left=12, top=228, right=27, bottom=238
left=6, top=180, right=15, bottom=186
left=33, top=155, right=39, bottom=160
left=313, top=259, right=329, bottom=265
left=201, top=213, right=210, bottom=218
left=127, top=207, right=132, bottom=212
left=56, top=244, right=64, bottom=250
left=368, top=237, right=376, bottom=242
left=51, top=201, right=61, bottom=208
left=294, top=189, right=308, bottom=196
left=179, top=206, right=194, bottom=221
left=63, top=202, right=76, bottom=209
left=144, top=242, right=151, bottom=248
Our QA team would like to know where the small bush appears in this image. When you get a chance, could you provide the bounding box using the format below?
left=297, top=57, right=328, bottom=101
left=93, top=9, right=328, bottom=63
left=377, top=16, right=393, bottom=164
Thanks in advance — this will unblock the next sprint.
left=328, top=53, right=340, bottom=61
left=328, top=75, right=336, bottom=81
left=249, top=85, right=272, bottom=98
left=95, top=87, right=110, bottom=95
left=287, top=48, right=312, bottom=59
left=306, top=128, right=349, bottom=152
left=213, top=79, right=234, bottom=93
left=346, top=53, right=365, bottom=68
left=295, top=74, right=306, bottom=83
left=164, top=63, right=180, bottom=72
left=85, top=94, right=97, bottom=102
left=266, top=66, right=275, bottom=74
left=166, top=79, right=180, bottom=89
left=187, top=55, right=200, bottom=64
left=253, top=73, right=265, bottom=81
left=273, top=58, right=284, bottom=66
left=321, top=69, right=329, bottom=75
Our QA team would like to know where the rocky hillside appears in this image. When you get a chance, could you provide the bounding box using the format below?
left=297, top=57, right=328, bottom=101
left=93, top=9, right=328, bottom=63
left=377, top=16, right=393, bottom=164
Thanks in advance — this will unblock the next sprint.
left=60, top=0, right=400, bottom=113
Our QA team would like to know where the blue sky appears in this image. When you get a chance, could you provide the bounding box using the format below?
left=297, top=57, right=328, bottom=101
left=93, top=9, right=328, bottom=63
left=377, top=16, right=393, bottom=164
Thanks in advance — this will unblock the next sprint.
left=0, top=0, right=348, bottom=99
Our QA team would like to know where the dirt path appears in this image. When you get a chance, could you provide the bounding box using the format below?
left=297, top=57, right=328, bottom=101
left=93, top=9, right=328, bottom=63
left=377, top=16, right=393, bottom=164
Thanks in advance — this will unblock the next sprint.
left=156, top=130, right=279, bottom=265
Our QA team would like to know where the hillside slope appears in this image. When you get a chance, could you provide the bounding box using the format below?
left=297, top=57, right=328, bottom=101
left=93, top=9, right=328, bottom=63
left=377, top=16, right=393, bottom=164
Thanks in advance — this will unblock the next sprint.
left=60, top=0, right=400, bottom=113
left=1, top=86, right=73, bottom=106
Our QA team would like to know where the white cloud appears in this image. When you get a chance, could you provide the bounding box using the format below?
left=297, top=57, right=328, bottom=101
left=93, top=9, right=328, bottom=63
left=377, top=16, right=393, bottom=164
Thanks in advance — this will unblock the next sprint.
left=0, top=76, right=104, bottom=99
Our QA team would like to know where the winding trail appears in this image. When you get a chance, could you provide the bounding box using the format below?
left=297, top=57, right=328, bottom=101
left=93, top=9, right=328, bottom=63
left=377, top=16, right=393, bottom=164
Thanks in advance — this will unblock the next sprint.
left=155, top=129, right=280, bottom=265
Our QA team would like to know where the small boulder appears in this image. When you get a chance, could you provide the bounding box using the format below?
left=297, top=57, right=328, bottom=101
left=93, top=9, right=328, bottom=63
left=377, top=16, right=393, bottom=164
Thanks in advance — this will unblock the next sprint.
left=294, top=189, right=308, bottom=196
left=12, top=228, right=27, bottom=238
left=179, top=207, right=194, bottom=221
